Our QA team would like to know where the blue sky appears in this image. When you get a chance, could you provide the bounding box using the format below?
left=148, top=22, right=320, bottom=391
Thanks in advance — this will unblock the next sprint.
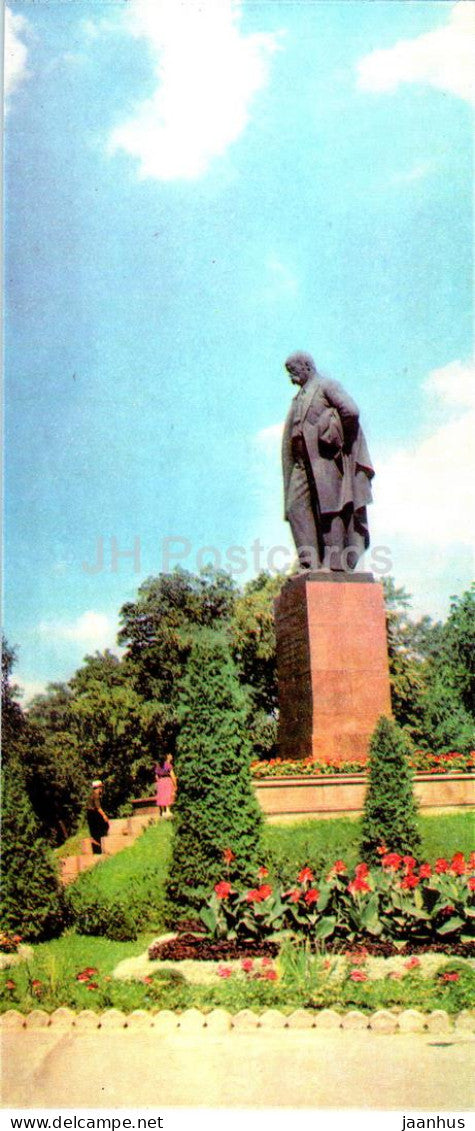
left=4, top=0, right=474, bottom=699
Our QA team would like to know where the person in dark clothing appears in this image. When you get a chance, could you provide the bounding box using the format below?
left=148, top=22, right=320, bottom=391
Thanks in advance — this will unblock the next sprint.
left=86, top=779, right=109, bottom=854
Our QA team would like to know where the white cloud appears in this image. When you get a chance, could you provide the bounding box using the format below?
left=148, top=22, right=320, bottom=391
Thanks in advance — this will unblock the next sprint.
left=357, top=2, right=475, bottom=104
left=262, top=256, right=299, bottom=302
left=38, top=611, right=118, bottom=652
left=15, top=678, right=48, bottom=705
left=371, top=359, right=475, bottom=549
left=108, top=0, right=280, bottom=180
left=423, top=358, right=475, bottom=410
left=4, top=7, right=29, bottom=100
left=389, top=162, right=433, bottom=186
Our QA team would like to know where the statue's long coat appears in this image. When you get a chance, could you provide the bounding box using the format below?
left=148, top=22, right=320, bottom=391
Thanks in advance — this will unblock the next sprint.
left=282, top=375, right=375, bottom=517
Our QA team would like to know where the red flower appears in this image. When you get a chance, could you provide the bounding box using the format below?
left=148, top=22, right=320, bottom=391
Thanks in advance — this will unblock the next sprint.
left=440, top=971, right=460, bottom=983
left=217, top=966, right=233, bottom=978
left=347, top=949, right=368, bottom=966
left=382, top=853, right=402, bottom=870
left=262, top=968, right=278, bottom=981
left=376, top=844, right=388, bottom=856
left=419, top=864, right=432, bottom=879
left=355, top=862, right=370, bottom=879
left=214, top=881, right=232, bottom=899
left=222, top=848, right=235, bottom=865
left=142, top=976, right=153, bottom=985
left=349, top=970, right=367, bottom=982
left=298, top=866, right=314, bottom=884
left=450, top=853, right=466, bottom=876
left=257, top=866, right=269, bottom=878
left=257, top=884, right=273, bottom=900
left=76, top=972, right=90, bottom=982
left=400, top=873, right=419, bottom=890
left=328, top=859, right=347, bottom=876
left=83, top=967, right=98, bottom=977
left=5, top=980, right=15, bottom=990
left=468, top=877, right=475, bottom=892
left=245, top=888, right=263, bottom=902
left=402, top=856, right=416, bottom=872
left=435, top=858, right=449, bottom=873
left=304, top=887, right=319, bottom=905
left=285, top=888, right=301, bottom=903
left=347, top=877, right=371, bottom=895
left=404, top=957, right=421, bottom=970
left=241, top=958, right=253, bottom=973
left=262, top=956, right=273, bottom=966
left=87, top=983, right=98, bottom=990
left=468, top=852, right=475, bottom=870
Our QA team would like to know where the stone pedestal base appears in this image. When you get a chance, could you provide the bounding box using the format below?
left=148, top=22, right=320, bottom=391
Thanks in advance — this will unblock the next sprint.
left=274, top=572, right=392, bottom=763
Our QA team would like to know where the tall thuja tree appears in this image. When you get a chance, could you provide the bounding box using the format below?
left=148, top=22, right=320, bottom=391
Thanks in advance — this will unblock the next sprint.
left=360, top=716, right=421, bottom=864
left=1, top=758, right=66, bottom=940
left=166, top=633, right=262, bottom=916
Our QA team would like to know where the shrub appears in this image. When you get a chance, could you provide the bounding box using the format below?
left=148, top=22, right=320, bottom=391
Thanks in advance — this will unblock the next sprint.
left=1, top=759, right=66, bottom=940
left=165, top=634, right=262, bottom=917
left=360, top=716, right=422, bottom=864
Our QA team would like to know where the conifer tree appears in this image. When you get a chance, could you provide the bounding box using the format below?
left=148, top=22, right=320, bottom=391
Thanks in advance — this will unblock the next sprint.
left=360, top=715, right=422, bottom=864
left=1, top=758, right=66, bottom=939
left=166, top=634, right=262, bottom=915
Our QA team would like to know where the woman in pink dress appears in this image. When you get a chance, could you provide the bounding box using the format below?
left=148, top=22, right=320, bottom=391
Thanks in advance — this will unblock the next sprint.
left=154, top=754, right=177, bottom=818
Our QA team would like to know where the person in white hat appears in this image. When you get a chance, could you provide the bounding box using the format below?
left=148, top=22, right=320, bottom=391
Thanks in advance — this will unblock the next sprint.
left=86, top=780, right=109, bottom=854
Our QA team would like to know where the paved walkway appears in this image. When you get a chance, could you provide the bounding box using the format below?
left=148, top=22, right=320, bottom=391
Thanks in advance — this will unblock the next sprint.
left=2, top=1028, right=474, bottom=1109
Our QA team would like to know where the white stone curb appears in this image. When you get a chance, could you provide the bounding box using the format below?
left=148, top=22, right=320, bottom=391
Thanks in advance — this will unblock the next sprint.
left=2, top=1007, right=474, bottom=1033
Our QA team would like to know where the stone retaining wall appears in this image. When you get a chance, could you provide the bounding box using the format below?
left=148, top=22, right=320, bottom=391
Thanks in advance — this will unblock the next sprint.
left=132, top=772, right=474, bottom=820
left=254, top=771, right=475, bottom=818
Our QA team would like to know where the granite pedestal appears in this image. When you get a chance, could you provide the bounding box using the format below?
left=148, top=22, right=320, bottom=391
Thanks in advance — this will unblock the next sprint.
left=274, top=572, right=392, bottom=763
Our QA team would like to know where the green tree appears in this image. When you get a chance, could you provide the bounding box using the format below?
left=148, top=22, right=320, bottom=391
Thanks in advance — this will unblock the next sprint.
left=1, top=757, right=66, bottom=940
left=360, top=715, right=421, bottom=864
left=166, top=633, right=262, bottom=916
left=230, top=572, right=285, bottom=759
left=382, top=578, right=438, bottom=739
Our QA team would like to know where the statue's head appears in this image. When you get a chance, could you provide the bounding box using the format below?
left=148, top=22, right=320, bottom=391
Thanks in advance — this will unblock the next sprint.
left=285, top=351, right=317, bottom=386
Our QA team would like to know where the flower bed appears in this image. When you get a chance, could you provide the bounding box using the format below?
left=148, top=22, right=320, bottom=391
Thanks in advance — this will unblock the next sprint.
left=197, top=851, right=475, bottom=953
left=251, top=750, right=475, bottom=779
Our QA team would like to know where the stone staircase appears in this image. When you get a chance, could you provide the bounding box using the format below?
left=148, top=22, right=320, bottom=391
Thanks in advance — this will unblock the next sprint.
left=58, top=811, right=162, bottom=885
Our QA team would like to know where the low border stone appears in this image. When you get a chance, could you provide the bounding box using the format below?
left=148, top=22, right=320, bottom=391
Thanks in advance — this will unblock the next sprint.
left=369, top=1010, right=398, bottom=1034
left=126, top=1010, right=153, bottom=1029
left=426, top=1010, right=452, bottom=1033
left=341, top=1010, right=368, bottom=1031
left=99, top=1009, right=127, bottom=1029
left=49, top=1008, right=76, bottom=1028
left=177, top=1008, right=204, bottom=1032
left=287, top=1009, right=315, bottom=1029
left=204, top=1009, right=232, bottom=1033
left=313, top=1009, right=341, bottom=1030
left=152, top=1010, right=177, bottom=1032
left=232, top=1009, right=259, bottom=1029
left=74, top=1009, right=100, bottom=1029
left=24, top=1010, right=50, bottom=1029
left=258, top=1009, right=286, bottom=1029
left=398, top=1009, right=426, bottom=1033
left=0, top=1010, right=25, bottom=1029
left=454, top=1010, right=475, bottom=1033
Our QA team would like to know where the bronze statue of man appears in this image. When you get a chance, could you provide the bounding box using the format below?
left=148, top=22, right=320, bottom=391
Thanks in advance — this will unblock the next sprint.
left=282, top=351, right=374, bottom=571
